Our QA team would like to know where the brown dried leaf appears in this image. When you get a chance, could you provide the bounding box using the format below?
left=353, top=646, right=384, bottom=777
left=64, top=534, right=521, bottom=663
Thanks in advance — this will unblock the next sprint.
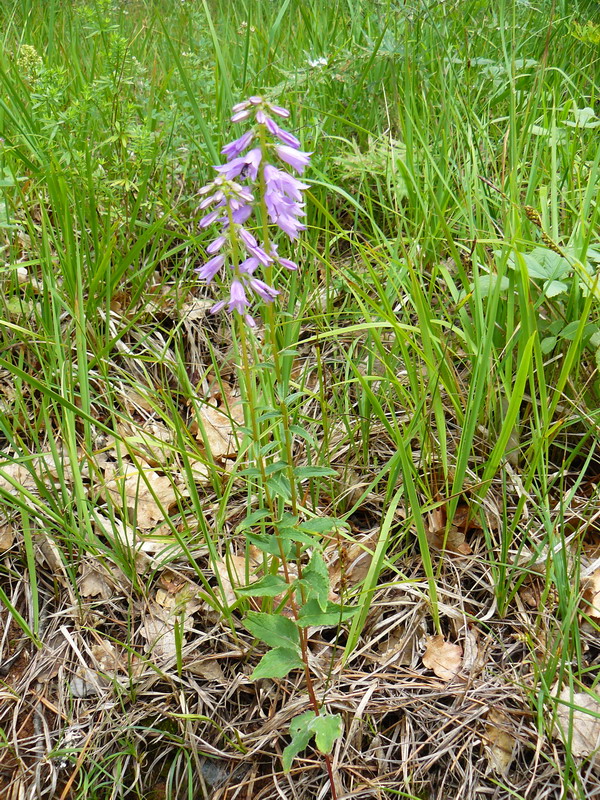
left=422, top=635, right=463, bottom=682
left=187, top=458, right=211, bottom=485
left=555, top=687, right=600, bottom=758
left=192, top=390, right=244, bottom=460
left=117, top=419, right=175, bottom=467
left=178, top=297, right=214, bottom=321
left=582, top=569, right=600, bottom=620
left=33, top=530, right=68, bottom=584
left=484, top=709, right=515, bottom=774
left=78, top=559, right=131, bottom=599
left=140, top=605, right=178, bottom=661
left=0, top=520, right=15, bottom=551
left=214, top=554, right=250, bottom=608
left=426, top=504, right=472, bottom=555
left=327, top=528, right=378, bottom=598
left=93, top=512, right=135, bottom=548
left=0, top=461, right=38, bottom=496
left=91, top=640, right=123, bottom=674
left=377, top=615, right=427, bottom=667
left=103, top=464, right=187, bottom=529
left=185, top=657, right=226, bottom=682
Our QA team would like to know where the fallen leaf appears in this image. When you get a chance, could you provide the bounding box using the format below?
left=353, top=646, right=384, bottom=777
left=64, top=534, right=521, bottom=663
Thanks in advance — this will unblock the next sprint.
left=103, top=464, right=187, bottom=529
left=71, top=666, right=109, bottom=698
left=78, top=561, right=129, bottom=599
left=117, top=419, right=175, bottom=467
left=426, top=502, right=473, bottom=555
left=120, top=388, right=156, bottom=414
left=214, top=554, right=250, bottom=608
left=140, top=605, right=178, bottom=661
left=140, top=594, right=198, bottom=662
left=91, top=640, right=122, bottom=674
left=461, top=627, right=479, bottom=673
left=328, top=528, right=378, bottom=599
left=0, top=461, right=39, bottom=496
left=33, top=530, right=69, bottom=585
left=554, top=686, right=600, bottom=758
left=191, top=390, right=244, bottom=460
left=377, top=614, right=427, bottom=667
left=70, top=640, right=123, bottom=698
left=178, top=297, right=214, bottom=321
left=185, top=657, right=226, bottom=682
left=422, top=635, right=463, bottom=682
left=93, top=512, right=136, bottom=548
left=0, top=520, right=15, bottom=551
left=484, top=709, right=515, bottom=774
left=582, top=569, right=600, bottom=620
left=187, top=458, right=211, bottom=485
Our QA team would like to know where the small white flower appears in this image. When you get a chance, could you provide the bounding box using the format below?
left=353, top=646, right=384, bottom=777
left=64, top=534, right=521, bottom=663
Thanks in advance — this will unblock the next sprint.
left=307, top=57, right=328, bottom=69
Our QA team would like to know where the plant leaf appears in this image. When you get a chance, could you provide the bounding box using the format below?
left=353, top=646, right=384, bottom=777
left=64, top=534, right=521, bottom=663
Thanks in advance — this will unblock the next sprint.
left=282, top=724, right=313, bottom=772
left=244, top=611, right=300, bottom=650
left=297, top=599, right=357, bottom=627
left=246, top=531, right=292, bottom=558
left=294, top=466, right=337, bottom=479
left=250, top=647, right=304, bottom=680
left=312, top=713, right=343, bottom=753
left=236, top=574, right=291, bottom=597
left=236, top=509, right=271, bottom=530
left=298, top=516, right=349, bottom=535
left=302, top=551, right=330, bottom=611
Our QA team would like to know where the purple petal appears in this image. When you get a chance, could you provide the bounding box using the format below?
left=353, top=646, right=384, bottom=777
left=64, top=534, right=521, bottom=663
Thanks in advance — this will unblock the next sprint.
left=248, top=278, right=279, bottom=302
left=237, top=228, right=257, bottom=249
left=231, top=108, right=252, bottom=123
left=268, top=103, right=290, bottom=119
left=206, top=235, right=227, bottom=254
left=244, top=147, right=262, bottom=180
left=244, top=314, right=256, bottom=328
left=199, top=209, right=221, bottom=228
left=210, top=300, right=227, bottom=315
left=239, top=257, right=260, bottom=275
left=237, top=231, right=273, bottom=266
left=214, top=156, right=247, bottom=180
left=275, top=145, right=312, bottom=174
left=264, top=164, right=309, bottom=199
left=265, top=118, right=301, bottom=148
left=221, top=130, right=255, bottom=160
left=278, top=257, right=298, bottom=271
left=195, top=254, right=226, bottom=282
left=231, top=205, right=253, bottom=224
left=228, top=280, right=250, bottom=314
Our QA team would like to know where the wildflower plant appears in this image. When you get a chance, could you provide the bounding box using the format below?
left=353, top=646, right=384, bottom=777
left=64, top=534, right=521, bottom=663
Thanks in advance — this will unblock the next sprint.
left=197, top=98, right=351, bottom=788
left=196, top=96, right=310, bottom=326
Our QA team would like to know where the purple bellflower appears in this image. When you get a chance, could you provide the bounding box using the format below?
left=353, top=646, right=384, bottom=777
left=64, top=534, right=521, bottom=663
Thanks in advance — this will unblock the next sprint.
left=196, top=96, right=311, bottom=325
